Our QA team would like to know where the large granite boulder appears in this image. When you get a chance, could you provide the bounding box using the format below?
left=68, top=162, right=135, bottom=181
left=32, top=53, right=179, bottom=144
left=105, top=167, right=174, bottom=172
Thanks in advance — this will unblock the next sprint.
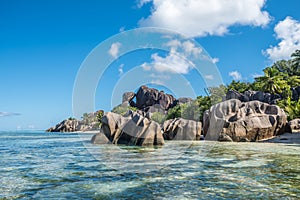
left=226, top=90, right=282, bottom=104
left=288, top=119, right=300, bottom=131
left=203, top=99, right=290, bottom=142
left=135, top=85, right=177, bottom=111
left=122, top=92, right=135, bottom=104
left=163, top=118, right=202, bottom=140
left=46, top=119, right=80, bottom=132
left=92, top=111, right=164, bottom=146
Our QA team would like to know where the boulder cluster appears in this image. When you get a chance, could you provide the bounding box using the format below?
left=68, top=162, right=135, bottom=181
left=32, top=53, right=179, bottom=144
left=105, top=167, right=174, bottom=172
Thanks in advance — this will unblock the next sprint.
left=48, top=85, right=295, bottom=146
left=225, top=86, right=300, bottom=104
left=203, top=99, right=290, bottom=142
left=92, top=110, right=201, bottom=146
left=46, top=110, right=103, bottom=132
left=122, top=85, right=192, bottom=114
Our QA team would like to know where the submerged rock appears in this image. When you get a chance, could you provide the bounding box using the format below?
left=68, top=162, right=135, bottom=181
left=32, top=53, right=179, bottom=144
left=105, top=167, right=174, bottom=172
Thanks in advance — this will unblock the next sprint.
left=92, top=111, right=164, bottom=146
left=163, top=118, right=202, bottom=140
left=203, top=99, right=290, bottom=142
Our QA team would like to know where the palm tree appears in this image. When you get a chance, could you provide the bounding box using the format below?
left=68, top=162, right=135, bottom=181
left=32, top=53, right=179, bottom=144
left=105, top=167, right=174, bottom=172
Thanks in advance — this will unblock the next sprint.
left=285, top=75, right=300, bottom=88
left=255, top=67, right=289, bottom=94
left=291, top=49, right=300, bottom=74
left=273, top=59, right=293, bottom=75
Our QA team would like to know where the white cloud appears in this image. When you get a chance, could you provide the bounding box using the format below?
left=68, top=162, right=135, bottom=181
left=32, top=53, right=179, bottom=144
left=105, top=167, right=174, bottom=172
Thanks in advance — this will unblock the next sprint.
left=211, top=57, right=219, bottom=64
left=264, top=16, right=300, bottom=62
left=138, top=0, right=270, bottom=37
left=118, top=64, right=124, bottom=76
left=229, top=71, right=242, bottom=81
left=137, top=0, right=152, bottom=8
left=150, top=52, right=193, bottom=74
left=182, top=41, right=202, bottom=57
left=204, top=74, right=214, bottom=80
left=140, top=39, right=204, bottom=74
left=141, top=62, right=151, bottom=71
left=151, top=79, right=165, bottom=85
left=108, top=42, right=121, bottom=58
left=251, top=73, right=264, bottom=78
left=0, top=112, right=21, bottom=117
left=150, top=73, right=171, bottom=80
left=165, top=39, right=202, bottom=57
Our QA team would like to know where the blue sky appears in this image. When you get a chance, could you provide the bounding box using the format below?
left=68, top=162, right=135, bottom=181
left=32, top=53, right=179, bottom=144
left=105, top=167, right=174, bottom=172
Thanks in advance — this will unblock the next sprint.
left=1, top=0, right=300, bottom=130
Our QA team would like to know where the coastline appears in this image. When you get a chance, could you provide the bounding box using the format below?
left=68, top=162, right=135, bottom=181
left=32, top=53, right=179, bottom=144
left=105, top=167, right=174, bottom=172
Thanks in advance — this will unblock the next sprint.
left=259, top=132, right=300, bottom=144
left=74, top=130, right=99, bottom=134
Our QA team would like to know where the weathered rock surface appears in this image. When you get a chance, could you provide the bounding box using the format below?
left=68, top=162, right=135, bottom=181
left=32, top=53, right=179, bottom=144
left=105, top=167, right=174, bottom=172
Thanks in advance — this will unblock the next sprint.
left=92, top=111, right=164, bottom=146
left=91, top=132, right=110, bottom=144
left=135, top=85, right=177, bottom=111
left=226, top=90, right=282, bottom=104
left=46, top=110, right=103, bottom=132
left=163, top=118, right=202, bottom=140
left=288, top=119, right=300, bottom=131
left=203, top=99, right=290, bottom=142
left=46, top=119, right=80, bottom=132
left=122, top=92, right=135, bottom=104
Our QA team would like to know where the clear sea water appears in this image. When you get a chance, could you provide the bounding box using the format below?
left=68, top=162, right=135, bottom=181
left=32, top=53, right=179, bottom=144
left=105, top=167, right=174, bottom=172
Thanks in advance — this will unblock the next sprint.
left=0, top=131, right=300, bottom=199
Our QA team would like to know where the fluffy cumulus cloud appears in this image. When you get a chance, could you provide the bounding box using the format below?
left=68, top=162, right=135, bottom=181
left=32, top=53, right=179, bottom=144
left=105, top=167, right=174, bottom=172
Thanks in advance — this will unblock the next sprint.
left=165, top=39, right=202, bottom=57
left=150, top=53, right=193, bottom=74
left=108, top=42, right=121, bottom=58
left=140, top=39, right=203, bottom=74
left=229, top=71, right=242, bottom=81
left=138, top=0, right=270, bottom=37
left=264, top=16, right=300, bottom=62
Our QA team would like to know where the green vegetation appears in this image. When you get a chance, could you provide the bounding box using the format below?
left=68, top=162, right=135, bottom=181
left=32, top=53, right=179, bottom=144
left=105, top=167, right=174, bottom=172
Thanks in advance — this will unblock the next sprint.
left=194, top=49, right=300, bottom=121
left=151, top=112, right=166, bottom=124
left=226, top=49, right=300, bottom=121
left=112, top=105, right=138, bottom=116
left=277, top=97, right=300, bottom=121
left=109, top=50, right=300, bottom=122
left=81, top=110, right=103, bottom=128
left=166, top=96, right=212, bottom=122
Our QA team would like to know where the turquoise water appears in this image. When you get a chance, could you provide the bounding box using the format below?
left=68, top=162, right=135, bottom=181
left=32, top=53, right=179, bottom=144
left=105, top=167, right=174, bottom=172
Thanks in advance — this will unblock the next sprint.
left=0, top=131, right=300, bottom=199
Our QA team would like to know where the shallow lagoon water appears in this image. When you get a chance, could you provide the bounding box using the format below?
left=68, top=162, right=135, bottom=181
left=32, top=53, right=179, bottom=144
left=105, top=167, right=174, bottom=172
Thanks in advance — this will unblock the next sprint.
left=0, top=131, right=299, bottom=199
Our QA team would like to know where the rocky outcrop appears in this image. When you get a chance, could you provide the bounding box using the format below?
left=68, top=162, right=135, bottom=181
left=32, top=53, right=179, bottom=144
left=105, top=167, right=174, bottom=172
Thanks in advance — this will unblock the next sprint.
left=46, top=110, right=103, bottom=132
left=203, top=99, right=290, bottom=142
left=133, top=85, right=177, bottom=112
left=288, top=119, right=300, bottom=131
left=92, top=111, right=164, bottom=146
left=46, top=119, right=80, bottom=132
left=163, top=118, right=202, bottom=140
left=226, top=90, right=281, bottom=104
left=122, top=92, right=135, bottom=103
left=178, top=97, right=193, bottom=105
left=291, top=86, right=300, bottom=101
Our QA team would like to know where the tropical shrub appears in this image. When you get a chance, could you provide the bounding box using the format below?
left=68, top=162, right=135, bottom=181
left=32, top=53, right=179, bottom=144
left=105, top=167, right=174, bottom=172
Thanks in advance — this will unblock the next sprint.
left=151, top=112, right=166, bottom=124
